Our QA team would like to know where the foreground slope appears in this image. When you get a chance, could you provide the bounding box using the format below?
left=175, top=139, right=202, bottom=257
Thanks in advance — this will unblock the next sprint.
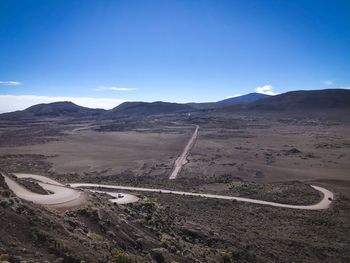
left=0, top=170, right=349, bottom=262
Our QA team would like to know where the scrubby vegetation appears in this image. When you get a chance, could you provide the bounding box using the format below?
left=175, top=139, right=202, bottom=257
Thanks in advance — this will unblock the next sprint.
left=0, top=110, right=349, bottom=262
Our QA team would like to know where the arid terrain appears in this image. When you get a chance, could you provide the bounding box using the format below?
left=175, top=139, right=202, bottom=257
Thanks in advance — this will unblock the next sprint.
left=2, top=0, right=350, bottom=260
left=1, top=97, right=350, bottom=262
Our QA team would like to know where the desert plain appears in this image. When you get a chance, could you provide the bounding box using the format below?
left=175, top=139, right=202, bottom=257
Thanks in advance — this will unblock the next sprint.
left=0, top=109, right=349, bottom=262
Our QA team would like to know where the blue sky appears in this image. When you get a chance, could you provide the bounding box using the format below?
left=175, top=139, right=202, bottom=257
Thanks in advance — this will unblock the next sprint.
left=0, top=0, right=349, bottom=112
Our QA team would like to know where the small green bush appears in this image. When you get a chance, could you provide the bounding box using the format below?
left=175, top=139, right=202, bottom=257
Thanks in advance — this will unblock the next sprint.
left=111, top=249, right=132, bottom=263
left=0, top=253, right=10, bottom=261
left=220, top=251, right=233, bottom=263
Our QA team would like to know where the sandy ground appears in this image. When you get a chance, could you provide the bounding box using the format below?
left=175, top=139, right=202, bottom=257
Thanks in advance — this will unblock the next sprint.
left=182, top=122, right=350, bottom=183
left=0, top=130, right=190, bottom=176
left=0, top=116, right=348, bottom=200
left=0, top=115, right=349, bottom=262
left=2, top=118, right=348, bottom=186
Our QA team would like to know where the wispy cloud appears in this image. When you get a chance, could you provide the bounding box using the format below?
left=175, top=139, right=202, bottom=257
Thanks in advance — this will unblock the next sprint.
left=0, top=81, right=21, bottom=86
left=322, top=80, right=333, bottom=85
left=94, top=86, right=138, bottom=91
left=255, top=85, right=277, bottom=95
left=0, top=95, right=127, bottom=113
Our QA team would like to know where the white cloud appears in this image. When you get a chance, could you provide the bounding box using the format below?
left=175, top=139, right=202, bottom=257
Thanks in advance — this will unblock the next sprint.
left=255, top=85, right=277, bottom=95
left=95, top=86, right=138, bottom=91
left=0, top=95, right=127, bottom=113
left=0, top=81, right=21, bottom=86
left=226, top=94, right=241, bottom=99
left=322, top=80, right=333, bottom=85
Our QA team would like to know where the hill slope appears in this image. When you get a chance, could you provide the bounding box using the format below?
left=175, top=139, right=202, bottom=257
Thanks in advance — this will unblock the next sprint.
left=248, top=89, right=350, bottom=111
left=188, top=93, right=271, bottom=109
left=219, top=89, right=350, bottom=113
left=1, top=89, right=349, bottom=119
left=0, top=101, right=105, bottom=119
left=217, top=93, right=271, bottom=105
left=107, top=101, right=194, bottom=116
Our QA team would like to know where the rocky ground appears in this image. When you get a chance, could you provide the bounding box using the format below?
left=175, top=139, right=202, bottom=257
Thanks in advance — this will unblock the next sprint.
left=0, top=112, right=349, bottom=262
left=1, top=173, right=349, bottom=262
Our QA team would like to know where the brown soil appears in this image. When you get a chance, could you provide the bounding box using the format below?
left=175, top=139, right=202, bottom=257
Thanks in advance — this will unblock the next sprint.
left=0, top=112, right=349, bottom=262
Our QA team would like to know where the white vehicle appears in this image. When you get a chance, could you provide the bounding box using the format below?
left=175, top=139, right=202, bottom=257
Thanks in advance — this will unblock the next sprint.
left=117, top=193, right=124, bottom=198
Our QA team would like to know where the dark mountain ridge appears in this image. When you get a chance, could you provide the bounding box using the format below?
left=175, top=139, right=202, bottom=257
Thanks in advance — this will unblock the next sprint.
left=217, top=92, right=271, bottom=105
left=0, top=101, right=105, bottom=119
left=187, top=92, right=271, bottom=109
left=0, top=89, right=349, bottom=119
left=107, top=101, right=194, bottom=116
left=221, top=89, right=350, bottom=112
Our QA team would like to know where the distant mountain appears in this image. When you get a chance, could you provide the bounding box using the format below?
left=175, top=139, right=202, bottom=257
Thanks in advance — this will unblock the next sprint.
left=221, top=89, right=350, bottom=112
left=1, top=89, right=348, bottom=120
left=107, top=101, right=194, bottom=116
left=188, top=93, right=271, bottom=109
left=217, top=93, right=271, bottom=104
left=249, top=89, right=350, bottom=110
left=0, top=101, right=105, bottom=119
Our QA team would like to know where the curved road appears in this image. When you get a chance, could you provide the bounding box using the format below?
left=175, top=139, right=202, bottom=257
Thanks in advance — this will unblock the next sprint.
left=70, top=182, right=333, bottom=210
left=90, top=190, right=139, bottom=204
left=3, top=173, right=83, bottom=206
left=2, top=172, right=333, bottom=210
left=169, top=125, right=199, bottom=179
left=2, top=173, right=139, bottom=206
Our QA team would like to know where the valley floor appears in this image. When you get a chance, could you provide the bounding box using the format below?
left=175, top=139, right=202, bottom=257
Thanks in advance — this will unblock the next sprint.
left=0, top=112, right=349, bottom=262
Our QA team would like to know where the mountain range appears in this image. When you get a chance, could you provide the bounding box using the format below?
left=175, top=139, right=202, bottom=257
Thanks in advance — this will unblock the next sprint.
left=1, top=89, right=349, bottom=119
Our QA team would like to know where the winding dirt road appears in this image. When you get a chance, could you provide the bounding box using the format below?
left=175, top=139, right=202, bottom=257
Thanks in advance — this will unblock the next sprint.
left=70, top=182, right=333, bottom=210
left=3, top=173, right=84, bottom=206
left=169, top=125, right=199, bottom=179
left=1, top=172, right=333, bottom=210
left=2, top=173, right=139, bottom=206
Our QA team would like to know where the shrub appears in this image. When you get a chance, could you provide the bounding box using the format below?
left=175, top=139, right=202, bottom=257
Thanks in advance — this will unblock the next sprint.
left=220, top=251, right=233, bottom=263
left=111, top=249, right=132, bottom=263
left=0, top=199, right=10, bottom=207
left=86, top=231, right=98, bottom=240
left=0, top=254, right=10, bottom=261
left=143, top=198, right=156, bottom=207
left=160, top=233, right=171, bottom=244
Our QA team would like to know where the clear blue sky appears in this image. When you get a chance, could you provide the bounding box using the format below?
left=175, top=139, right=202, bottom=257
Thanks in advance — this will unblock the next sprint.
left=0, top=0, right=349, bottom=111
